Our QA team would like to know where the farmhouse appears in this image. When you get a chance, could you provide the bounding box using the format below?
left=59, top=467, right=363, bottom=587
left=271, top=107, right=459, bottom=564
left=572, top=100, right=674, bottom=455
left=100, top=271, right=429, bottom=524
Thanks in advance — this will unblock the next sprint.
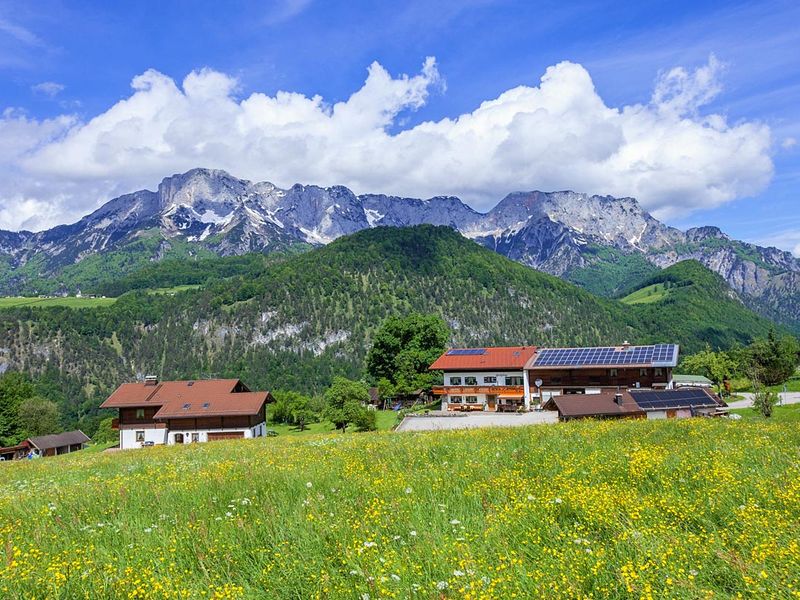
left=0, top=430, right=91, bottom=461
left=430, top=346, right=537, bottom=412
left=100, top=377, right=273, bottom=450
left=431, top=342, right=681, bottom=411
left=526, top=342, right=679, bottom=403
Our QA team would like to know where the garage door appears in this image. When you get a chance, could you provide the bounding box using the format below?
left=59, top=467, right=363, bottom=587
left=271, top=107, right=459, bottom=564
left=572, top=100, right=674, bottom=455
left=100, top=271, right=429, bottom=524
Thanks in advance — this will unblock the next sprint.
left=207, top=431, right=245, bottom=441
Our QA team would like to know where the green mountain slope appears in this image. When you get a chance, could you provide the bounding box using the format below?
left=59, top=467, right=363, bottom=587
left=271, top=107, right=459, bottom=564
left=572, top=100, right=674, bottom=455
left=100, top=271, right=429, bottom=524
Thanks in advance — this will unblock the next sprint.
left=0, top=226, right=781, bottom=433
left=564, top=245, right=660, bottom=297
left=622, top=260, right=778, bottom=349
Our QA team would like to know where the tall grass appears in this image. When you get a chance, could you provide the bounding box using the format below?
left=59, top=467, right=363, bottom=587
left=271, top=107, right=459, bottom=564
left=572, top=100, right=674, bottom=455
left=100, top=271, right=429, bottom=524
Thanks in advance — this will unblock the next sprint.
left=1, top=418, right=799, bottom=598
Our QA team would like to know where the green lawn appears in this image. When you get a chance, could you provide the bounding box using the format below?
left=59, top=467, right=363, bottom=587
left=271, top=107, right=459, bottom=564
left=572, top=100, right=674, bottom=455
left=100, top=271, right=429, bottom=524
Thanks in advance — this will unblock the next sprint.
left=730, top=402, right=800, bottom=423
left=728, top=372, right=800, bottom=394
left=620, top=282, right=670, bottom=304
left=0, top=295, right=117, bottom=309
left=1, top=417, right=799, bottom=598
left=266, top=410, right=399, bottom=436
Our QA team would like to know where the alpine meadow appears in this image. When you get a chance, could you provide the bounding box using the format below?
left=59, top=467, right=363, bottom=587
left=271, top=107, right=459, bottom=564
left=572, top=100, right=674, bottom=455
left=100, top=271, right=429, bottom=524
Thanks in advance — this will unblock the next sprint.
left=2, top=2, right=800, bottom=599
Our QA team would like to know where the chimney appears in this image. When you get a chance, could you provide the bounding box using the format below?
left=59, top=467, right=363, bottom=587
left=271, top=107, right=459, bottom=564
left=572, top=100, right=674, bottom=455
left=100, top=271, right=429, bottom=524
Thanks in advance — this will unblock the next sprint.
left=144, top=375, right=158, bottom=386
left=622, top=340, right=630, bottom=349
left=614, top=393, right=623, bottom=405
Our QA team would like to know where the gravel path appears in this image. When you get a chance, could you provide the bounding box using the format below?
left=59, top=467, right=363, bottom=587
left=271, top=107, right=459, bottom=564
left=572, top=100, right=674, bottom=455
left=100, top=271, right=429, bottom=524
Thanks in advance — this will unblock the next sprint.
left=725, top=391, right=800, bottom=410
left=396, top=411, right=558, bottom=432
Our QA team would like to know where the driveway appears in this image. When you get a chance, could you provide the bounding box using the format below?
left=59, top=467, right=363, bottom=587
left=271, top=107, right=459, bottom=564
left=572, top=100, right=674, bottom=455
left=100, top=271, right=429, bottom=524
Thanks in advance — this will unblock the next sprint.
left=726, top=391, right=800, bottom=410
left=396, top=411, right=559, bottom=432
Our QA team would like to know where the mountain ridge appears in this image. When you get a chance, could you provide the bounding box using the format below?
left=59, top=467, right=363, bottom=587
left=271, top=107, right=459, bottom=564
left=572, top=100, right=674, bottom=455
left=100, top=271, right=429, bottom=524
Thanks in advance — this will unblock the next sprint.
left=0, top=167, right=797, bottom=331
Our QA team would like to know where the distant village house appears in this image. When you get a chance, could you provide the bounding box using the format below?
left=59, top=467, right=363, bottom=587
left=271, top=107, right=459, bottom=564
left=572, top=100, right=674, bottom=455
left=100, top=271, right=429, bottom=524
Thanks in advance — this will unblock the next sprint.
left=100, top=377, right=273, bottom=450
left=0, top=430, right=91, bottom=461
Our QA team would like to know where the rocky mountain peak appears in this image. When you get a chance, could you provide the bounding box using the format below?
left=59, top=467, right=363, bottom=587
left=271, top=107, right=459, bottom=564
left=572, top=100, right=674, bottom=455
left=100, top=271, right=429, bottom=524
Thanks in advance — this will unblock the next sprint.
left=0, top=167, right=796, bottom=332
left=685, top=226, right=729, bottom=242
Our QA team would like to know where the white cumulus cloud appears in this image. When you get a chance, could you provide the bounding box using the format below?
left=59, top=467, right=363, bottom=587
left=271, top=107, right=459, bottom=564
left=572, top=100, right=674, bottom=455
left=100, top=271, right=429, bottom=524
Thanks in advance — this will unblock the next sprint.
left=0, top=55, right=774, bottom=232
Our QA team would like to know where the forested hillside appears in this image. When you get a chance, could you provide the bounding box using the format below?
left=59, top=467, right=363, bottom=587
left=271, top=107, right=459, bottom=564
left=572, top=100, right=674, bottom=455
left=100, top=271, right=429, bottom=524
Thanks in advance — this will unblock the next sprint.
left=0, top=225, right=780, bottom=434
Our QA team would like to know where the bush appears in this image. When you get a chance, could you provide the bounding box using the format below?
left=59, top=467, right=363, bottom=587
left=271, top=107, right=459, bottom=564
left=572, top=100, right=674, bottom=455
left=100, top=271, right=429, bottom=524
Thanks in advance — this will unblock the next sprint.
left=752, top=388, right=779, bottom=418
left=93, top=417, right=118, bottom=444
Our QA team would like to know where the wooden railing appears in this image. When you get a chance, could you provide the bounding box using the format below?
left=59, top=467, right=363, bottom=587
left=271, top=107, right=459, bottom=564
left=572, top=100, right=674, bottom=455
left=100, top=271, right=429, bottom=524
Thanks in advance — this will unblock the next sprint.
left=432, top=385, right=524, bottom=396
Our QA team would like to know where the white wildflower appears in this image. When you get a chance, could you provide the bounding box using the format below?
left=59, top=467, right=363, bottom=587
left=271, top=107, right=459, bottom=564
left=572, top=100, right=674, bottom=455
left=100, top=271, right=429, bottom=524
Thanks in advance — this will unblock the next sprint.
left=436, top=581, right=448, bottom=590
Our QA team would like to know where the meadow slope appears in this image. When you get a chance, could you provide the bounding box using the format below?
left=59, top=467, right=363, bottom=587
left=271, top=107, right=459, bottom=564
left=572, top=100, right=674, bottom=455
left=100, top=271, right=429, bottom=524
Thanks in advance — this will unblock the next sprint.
left=1, top=419, right=799, bottom=599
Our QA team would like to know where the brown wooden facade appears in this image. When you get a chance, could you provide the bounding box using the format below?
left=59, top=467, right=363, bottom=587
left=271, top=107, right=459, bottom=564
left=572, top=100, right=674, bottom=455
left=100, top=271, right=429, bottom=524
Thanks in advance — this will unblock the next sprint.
left=115, top=405, right=267, bottom=432
left=531, top=367, right=672, bottom=391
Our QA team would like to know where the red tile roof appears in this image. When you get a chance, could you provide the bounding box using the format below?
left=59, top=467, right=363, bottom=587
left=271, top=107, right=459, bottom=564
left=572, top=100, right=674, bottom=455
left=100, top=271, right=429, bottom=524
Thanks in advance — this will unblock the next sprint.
left=545, top=392, right=645, bottom=418
left=100, top=379, right=271, bottom=419
left=153, top=392, right=270, bottom=419
left=429, top=346, right=537, bottom=371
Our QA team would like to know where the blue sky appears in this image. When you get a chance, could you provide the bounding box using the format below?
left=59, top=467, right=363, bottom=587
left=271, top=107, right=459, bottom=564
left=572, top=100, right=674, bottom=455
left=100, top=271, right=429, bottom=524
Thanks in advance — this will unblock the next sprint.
left=1, top=0, right=798, bottom=254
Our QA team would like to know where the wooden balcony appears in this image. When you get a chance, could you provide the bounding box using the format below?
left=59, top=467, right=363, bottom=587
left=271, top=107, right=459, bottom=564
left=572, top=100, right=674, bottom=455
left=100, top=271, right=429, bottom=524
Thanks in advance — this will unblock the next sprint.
left=433, top=385, right=525, bottom=396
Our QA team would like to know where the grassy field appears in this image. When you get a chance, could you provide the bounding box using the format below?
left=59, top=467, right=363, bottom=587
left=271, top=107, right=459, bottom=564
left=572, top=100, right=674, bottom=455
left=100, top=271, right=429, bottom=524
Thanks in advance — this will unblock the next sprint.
left=1, top=417, right=799, bottom=599
left=620, top=283, right=670, bottom=305
left=730, top=403, right=800, bottom=423
left=0, top=296, right=116, bottom=309
left=266, top=410, right=399, bottom=436
left=728, top=372, right=800, bottom=394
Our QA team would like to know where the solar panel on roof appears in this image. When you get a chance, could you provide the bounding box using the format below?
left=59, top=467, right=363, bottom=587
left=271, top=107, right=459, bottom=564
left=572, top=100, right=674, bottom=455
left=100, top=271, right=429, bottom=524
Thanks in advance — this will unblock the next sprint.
left=446, top=348, right=487, bottom=356
left=533, top=344, right=678, bottom=367
left=629, top=389, right=717, bottom=410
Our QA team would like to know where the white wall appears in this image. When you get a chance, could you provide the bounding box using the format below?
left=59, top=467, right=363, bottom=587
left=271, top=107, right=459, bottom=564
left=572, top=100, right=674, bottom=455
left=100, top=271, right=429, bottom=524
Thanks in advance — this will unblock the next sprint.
left=121, top=421, right=267, bottom=449
left=646, top=411, right=667, bottom=420
left=443, top=371, right=524, bottom=385
left=120, top=428, right=168, bottom=450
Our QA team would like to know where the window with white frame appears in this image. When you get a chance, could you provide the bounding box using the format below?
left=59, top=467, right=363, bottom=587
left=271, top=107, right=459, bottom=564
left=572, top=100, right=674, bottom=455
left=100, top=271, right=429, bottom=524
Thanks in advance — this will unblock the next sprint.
left=449, top=376, right=462, bottom=385
left=450, top=396, right=463, bottom=403
left=464, top=376, right=478, bottom=385
left=466, top=396, right=479, bottom=403
left=135, top=431, right=145, bottom=442
left=484, top=376, right=497, bottom=384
